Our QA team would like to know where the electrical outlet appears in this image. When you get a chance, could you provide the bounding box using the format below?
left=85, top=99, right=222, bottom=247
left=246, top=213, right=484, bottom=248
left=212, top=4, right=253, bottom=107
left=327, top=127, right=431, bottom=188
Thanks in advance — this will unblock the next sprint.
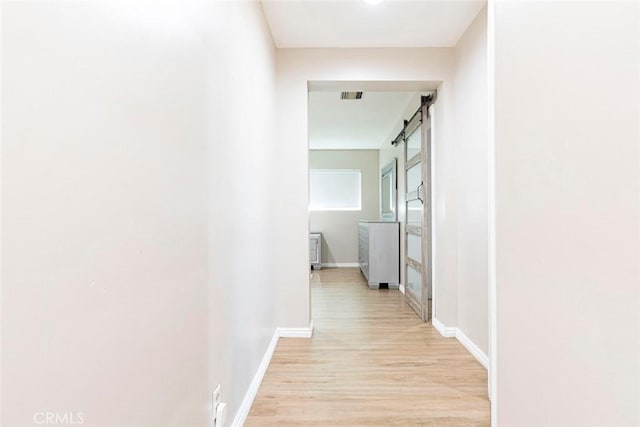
left=213, top=384, right=221, bottom=419
left=215, top=402, right=226, bottom=427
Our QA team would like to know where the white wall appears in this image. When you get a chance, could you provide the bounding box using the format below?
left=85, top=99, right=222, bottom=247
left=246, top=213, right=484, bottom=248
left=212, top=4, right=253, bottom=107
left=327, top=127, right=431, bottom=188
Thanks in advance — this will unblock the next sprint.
left=494, top=1, right=639, bottom=425
left=203, top=2, right=279, bottom=424
left=453, top=6, right=488, bottom=355
left=309, top=150, right=379, bottom=265
left=1, top=2, right=278, bottom=425
left=275, top=48, right=459, bottom=328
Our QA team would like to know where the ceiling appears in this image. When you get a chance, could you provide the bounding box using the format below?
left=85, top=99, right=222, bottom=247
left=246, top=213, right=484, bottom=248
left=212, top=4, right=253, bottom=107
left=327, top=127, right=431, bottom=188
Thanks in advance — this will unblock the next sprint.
left=308, top=91, right=418, bottom=150
left=261, top=0, right=486, bottom=48
left=267, top=1, right=485, bottom=150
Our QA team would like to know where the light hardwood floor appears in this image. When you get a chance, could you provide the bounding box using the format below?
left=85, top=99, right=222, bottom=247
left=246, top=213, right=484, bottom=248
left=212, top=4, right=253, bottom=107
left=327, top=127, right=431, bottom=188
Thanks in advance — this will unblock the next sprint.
left=246, top=267, right=490, bottom=426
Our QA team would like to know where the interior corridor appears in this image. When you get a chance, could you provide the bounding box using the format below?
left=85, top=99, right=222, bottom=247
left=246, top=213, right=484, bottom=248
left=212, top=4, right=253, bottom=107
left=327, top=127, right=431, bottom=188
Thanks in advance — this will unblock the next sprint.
left=246, top=268, right=489, bottom=426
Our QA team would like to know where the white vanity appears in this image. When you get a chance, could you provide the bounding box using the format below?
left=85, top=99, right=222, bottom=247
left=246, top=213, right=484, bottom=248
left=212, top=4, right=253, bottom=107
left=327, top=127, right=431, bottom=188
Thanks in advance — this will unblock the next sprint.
left=358, top=221, right=400, bottom=289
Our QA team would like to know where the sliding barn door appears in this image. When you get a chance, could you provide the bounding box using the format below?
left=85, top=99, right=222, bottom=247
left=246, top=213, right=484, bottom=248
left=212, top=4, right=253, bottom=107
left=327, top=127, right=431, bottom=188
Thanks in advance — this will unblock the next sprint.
left=404, top=96, right=433, bottom=321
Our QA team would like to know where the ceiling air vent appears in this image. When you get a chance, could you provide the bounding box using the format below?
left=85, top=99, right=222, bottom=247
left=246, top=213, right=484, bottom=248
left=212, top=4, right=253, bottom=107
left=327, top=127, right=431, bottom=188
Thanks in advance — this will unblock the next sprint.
left=341, top=91, right=363, bottom=100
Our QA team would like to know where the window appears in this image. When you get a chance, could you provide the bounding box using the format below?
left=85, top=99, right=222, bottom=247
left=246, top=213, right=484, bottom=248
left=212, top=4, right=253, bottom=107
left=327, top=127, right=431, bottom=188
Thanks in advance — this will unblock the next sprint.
left=309, top=169, right=361, bottom=211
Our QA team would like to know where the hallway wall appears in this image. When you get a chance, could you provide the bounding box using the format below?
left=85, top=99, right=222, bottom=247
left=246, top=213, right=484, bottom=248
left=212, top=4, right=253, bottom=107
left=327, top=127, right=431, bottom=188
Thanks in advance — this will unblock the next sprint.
left=494, top=1, right=639, bottom=425
left=1, top=2, right=278, bottom=426
left=203, top=2, right=279, bottom=424
left=452, top=6, right=489, bottom=356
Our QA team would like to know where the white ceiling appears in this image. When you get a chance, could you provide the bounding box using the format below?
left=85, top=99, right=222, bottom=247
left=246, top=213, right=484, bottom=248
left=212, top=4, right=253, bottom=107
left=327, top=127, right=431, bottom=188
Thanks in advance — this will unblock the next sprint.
left=261, top=0, right=486, bottom=48
left=308, top=91, right=418, bottom=150
left=267, top=0, right=485, bottom=150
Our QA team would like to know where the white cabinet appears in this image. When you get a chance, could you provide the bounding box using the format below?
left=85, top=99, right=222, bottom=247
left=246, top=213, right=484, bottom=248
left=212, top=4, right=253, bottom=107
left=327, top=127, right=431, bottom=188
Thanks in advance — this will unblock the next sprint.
left=310, top=232, right=322, bottom=270
left=358, top=221, right=400, bottom=289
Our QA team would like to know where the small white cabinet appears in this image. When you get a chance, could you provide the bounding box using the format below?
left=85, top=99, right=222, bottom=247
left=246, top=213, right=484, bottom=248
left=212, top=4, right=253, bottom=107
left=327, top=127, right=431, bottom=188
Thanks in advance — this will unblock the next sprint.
left=358, top=221, right=400, bottom=289
left=310, top=232, right=322, bottom=270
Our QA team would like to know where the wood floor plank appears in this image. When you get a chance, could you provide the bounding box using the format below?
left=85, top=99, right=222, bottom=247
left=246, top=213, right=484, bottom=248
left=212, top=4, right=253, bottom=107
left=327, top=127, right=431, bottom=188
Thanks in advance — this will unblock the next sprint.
left=246, top=267, right=490, bottom=426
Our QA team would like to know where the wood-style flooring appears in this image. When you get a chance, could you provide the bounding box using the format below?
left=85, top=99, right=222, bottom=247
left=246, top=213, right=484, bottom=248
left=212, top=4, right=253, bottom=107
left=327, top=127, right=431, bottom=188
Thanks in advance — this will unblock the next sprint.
left=246, top=267, right=490, bottom=426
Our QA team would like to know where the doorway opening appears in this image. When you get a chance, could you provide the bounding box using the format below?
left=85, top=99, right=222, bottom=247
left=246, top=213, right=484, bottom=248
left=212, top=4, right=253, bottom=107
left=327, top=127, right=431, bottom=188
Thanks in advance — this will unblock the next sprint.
left=307, top=81, right=439, bottom=324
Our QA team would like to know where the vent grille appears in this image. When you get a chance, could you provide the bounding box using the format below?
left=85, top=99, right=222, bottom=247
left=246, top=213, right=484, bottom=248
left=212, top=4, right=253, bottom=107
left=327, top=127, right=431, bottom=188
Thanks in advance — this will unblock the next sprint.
left=341, top=91, right=363, bottom=100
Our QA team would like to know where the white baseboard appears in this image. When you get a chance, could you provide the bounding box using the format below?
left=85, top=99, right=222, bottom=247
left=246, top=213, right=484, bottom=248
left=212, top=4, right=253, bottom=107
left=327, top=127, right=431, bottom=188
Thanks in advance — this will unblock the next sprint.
left=398, top=284, right=405, bottom=294
left=456, top=328, right=489, bottom=369
left=230, top=322, right=314, bottom=427
left=278, top=321, right=314, bottom=338
left=432, top=317, right=457, bottom=337
left=431, top=317, right=488, bottom=369
left=321, top=262, right=359, bottom=268
left=230, top=329, right=279, bottom=427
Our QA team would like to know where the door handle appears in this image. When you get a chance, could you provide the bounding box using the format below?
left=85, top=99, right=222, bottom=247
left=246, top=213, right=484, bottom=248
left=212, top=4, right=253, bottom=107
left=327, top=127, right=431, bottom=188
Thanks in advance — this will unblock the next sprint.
left=417, top=182, right=424, bottom=204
